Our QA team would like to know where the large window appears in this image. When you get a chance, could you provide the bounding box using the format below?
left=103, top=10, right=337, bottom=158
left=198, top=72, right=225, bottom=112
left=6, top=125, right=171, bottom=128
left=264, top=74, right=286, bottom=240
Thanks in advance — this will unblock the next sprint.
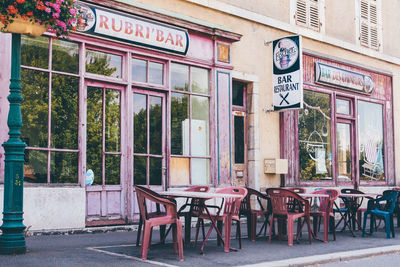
left=170, top=63, right=210, bottom=185
left=21, top=36, right=79, bottom=184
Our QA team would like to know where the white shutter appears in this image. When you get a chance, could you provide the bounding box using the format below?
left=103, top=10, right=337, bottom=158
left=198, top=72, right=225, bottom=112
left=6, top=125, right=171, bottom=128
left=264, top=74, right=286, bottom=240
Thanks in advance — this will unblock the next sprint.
left=296, top=0, right=308, bottom=26
left=360, top=0, right=379, bottom=49
left=369, top=2, right=379, bottom=49
left=295, top=0, right=320, bottom=31
left=309, top=0, right=320, bottom=30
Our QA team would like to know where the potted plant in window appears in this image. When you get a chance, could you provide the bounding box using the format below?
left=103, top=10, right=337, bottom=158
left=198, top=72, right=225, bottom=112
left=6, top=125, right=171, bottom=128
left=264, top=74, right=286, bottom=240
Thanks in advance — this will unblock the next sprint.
left=0, top=0, right=78, bottom=38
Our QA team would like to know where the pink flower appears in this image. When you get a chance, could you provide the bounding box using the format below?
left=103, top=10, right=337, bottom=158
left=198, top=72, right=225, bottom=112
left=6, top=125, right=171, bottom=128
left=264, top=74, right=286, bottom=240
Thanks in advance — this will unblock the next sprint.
left=52, top=12, right=60, bottom=18
left=45, top=7, right=51, bottom=13
left=69, top=8, right=76, bottom=16
left=58, top=21, right=66, bottom=28
left=52, top=4, right=60, bottom=10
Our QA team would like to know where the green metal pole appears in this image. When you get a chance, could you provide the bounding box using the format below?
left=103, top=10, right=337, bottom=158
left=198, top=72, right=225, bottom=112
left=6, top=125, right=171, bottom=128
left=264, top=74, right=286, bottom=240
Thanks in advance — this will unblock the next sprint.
left=0, top=33, right=26, bottom=254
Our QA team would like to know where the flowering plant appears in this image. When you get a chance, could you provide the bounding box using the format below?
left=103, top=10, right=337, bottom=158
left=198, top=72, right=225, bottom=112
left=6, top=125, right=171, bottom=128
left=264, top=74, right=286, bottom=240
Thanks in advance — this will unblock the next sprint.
left=0, top=0, right=78, bottom=37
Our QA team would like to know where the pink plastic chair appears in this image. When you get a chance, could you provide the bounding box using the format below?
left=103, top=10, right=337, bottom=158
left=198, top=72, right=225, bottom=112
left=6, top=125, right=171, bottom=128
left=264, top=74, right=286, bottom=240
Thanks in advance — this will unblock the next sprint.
left=135, top=186, right=183, bottom=261
left=194, top=187, right=248, bottom=252
left=266, top=188, right=312, bottom=246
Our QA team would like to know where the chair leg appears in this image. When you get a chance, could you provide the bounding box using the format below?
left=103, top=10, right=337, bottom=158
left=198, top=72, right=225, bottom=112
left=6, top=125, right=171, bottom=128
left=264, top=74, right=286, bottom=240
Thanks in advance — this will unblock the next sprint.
left=268, top=214, right=274, bottom=243
left=246, top=213, right=252, bottom=240
left=194, top=218, right=201, bottom=248
left=362, top=211, right=368, bottom=237
left=172, top=223, right=178, bottom=253
left=330, top=216, right=336, bottom=241
left=385, top=215, right=391, bottom=239
left=201, top=219, right=206, bottom=241
left=236, top=219, right=242, bottom=249
left=250, top=213, right=257, bottom=241
left=217, top=220, right=223, bottom=247
left=391, top=214, right=395, bottom=238
left=136, top=217, right=143, bottom=247
left=176, top=220, right=184, bottom=261
left=224, top=217, right=232, bottom=252
left=287, top=219, right=294, bottom=246
left=184, top=213, right=192, bottom=246
left=141, top=223, right=152, bottom=260
left=306, top=216, right=312, bottom=244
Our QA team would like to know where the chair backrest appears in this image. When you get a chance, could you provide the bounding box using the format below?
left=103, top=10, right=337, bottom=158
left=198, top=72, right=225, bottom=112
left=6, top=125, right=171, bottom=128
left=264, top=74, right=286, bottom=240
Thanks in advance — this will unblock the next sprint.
left=185, top=185, right=210, bottom=214
left=185, top=185, right=210, bottom=193
left=266, top=188, right=308, bottom=215
left=240, top=187, right=270, bottom=213
left=287, top=187, right=306, bottom=194
left=340, top=188, right=365, bottom=206
left=215, top=187, right=247, bottom=217
left=380, top=190, right=399, bottom=212
left=135, top=185, right=177, bottom=220
left=312, top=188, right=340, bottom=213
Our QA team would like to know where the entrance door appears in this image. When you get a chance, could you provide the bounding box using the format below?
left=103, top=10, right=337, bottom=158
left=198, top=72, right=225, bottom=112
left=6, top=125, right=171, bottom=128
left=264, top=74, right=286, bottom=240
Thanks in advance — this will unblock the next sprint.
left=85, top=82, right=124, bottom=226
left=336, top=120, right=355, bottom=186
left=132, top=89, right=166, bottom=189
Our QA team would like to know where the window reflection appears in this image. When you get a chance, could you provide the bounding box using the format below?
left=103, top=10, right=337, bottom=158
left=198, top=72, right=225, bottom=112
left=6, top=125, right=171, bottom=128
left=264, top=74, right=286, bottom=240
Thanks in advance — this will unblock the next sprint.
left=86, top=49, right=122, bottom=78
left=336, top=123, right=352, bottom=182
left=171, top=63, right=189, bottom=91
left=132, top=58, right=147, bottom=83
left=21, top=35, right=49, bottom=68
left=52, top=39, right=79, bottom=74
left=191, top=96, right=209, bottom=156
left=50, top=152, right=78, bottom=183
left=149, top=62, right=163, bottom=85
left=191, top=67, right=208, bottom=94
left=171, top=93, right=189, bottom=155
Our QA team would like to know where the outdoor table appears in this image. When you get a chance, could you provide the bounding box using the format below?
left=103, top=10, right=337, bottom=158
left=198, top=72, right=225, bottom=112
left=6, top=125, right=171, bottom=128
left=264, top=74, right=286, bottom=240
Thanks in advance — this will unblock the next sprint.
left=335, top=193, right=377, bottom=237
left=160, top=190, right=241, bottom=254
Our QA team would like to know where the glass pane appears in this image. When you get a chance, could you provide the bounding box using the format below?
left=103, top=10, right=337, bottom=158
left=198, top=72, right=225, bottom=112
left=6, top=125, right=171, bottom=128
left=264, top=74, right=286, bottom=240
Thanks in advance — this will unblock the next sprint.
left=171, top=63, right=189, bottom=91
left=87, top=87, right=103, bottom=185
left=358, top=101, right=384, bottom=181
left=149, top=62, right=164, bottom=85
left=232, top=81, right=244, bottom=106
left=171, top=93, right=189, bottom=155
left=299, top=90, right=332, bottom=181
left=105, top=154, right=120, bottom=185
left=191, top=158, right=210, bottom=185
left=149, top=157, right=162, bottom=185
left=51, top=74, right=79, bottom=149
left=150, top=96, right=162, bottom=155
left=336, top=99, right=350, bottom=115
left=191, top=96, right=209, bottom=156
left=134, top=156, right=147, bottom=185
left=21, top=35, right=49, bottom=68
left=52, top=39, right=79, bottom=74
left=105, top=89, right=120, bottom=152
left=191, top=67, right=209, bottom=94
left=134, top=93, right=147, bottom=154
left=86, top=50, right=122, bottom=78
left=336, top=123, right=352, bottom=182
left=50, top=152, right=78, bottom=183
left=234, top=116, right=244, bottom=164
left=21, top=69, right=48, bottom=148
left=132, top=58, right=147, bottom=83
left=170, top=157, right=189, bottom=185
left=24, top=150, right=48, bottom=183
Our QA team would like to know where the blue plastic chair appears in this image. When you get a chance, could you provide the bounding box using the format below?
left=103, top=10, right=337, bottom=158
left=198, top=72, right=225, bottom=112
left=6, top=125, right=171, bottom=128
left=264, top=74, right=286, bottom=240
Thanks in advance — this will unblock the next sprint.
left=362, top=190, right=399, bottom=238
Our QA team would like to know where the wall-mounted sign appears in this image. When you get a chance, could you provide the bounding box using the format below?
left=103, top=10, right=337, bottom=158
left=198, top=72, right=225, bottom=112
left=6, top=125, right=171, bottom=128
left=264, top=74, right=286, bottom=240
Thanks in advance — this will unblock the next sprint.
left=272, top=35, right=303, bottom=111
left=217, top=43, right=230, bottom=63
left=75, top=3, right=189, bottom=56
left=315, top=62, right=374, bottom=94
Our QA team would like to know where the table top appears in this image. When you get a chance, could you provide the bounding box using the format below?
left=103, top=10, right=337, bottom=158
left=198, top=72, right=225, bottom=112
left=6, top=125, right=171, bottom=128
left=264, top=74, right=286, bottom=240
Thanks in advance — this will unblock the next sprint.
left=339, top=193, right=377, bottom=198
left=299, top=193, right=330, bottom=198
left=159, top=191, right=241, bottom=199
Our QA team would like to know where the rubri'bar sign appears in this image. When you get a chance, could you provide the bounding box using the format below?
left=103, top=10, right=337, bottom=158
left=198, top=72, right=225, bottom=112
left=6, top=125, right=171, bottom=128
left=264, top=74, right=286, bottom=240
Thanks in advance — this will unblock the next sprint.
left=272, top=35, right=303, bottom=111
left=315, top=62, right=374, bottom=94
left=75, top=3, right=189, bottom=56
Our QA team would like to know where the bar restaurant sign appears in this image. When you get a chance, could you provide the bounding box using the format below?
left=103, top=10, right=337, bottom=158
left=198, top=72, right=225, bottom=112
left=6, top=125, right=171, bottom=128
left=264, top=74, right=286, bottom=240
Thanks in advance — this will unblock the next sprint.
left=315, top=63, right=374, bottom=94
left=75, top=2, right=189, bottom=56
left=272, top=35, right=303, bottom=111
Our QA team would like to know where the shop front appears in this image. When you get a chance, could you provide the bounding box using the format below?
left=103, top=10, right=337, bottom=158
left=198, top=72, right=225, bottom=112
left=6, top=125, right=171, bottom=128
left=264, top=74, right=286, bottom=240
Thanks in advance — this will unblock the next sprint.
left=281, top=51, right=394, bottom=188
left=0, top=0, right=241, bottom=229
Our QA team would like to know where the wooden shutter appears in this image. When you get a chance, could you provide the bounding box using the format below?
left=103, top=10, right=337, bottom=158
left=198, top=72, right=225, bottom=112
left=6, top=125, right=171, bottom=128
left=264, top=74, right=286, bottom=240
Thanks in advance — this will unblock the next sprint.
left=360, top=0, right=379, bottom=49
left=309, top=0, right=320, bottom=30
left=296, top=0, right=308, bottom=26
left=295, top=0, right=320, bottom=31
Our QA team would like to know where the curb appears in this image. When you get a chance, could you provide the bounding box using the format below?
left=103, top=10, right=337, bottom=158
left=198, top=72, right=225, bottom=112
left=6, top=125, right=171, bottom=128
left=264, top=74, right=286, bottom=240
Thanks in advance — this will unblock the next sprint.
left=238, top=245, right=400, bottom=267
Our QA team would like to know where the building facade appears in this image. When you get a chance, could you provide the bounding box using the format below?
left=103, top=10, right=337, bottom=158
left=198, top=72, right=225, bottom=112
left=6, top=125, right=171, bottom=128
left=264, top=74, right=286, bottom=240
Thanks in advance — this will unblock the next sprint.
left=0, top=0, right=399, bottom=231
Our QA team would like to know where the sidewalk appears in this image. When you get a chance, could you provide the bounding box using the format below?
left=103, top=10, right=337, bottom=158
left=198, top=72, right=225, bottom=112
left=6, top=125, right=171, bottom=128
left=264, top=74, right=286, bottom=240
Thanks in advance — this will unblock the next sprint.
left=1, top=222, right=400, bottom=267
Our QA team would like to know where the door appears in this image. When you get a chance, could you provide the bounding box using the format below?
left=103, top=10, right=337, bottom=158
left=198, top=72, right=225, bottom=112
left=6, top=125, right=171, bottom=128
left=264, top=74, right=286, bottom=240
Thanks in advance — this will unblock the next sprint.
left=336, top=120, right=355, bottom=186
left=85, top=82, right=124, bottom=226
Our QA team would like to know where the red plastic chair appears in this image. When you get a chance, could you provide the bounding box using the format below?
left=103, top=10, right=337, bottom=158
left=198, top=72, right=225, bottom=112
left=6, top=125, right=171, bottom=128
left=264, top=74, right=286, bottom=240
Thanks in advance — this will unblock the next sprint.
left=239, top=187, right=271, bottom=241
left=194, top=187, right=248, bottom=252
left=266, top=188, right=312, bottom=246
left=135, top=186, right=183, bottom=261
left=309, top=188, right=340, bottom=242
left=286, top=187, right=306, bottom=194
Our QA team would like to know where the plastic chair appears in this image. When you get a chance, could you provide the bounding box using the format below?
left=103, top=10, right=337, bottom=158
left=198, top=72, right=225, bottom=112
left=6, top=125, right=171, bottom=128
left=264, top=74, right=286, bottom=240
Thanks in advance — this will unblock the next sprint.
left=266, top=188, right=312, bottom=246
left=362, top=190, right=398, bottom=238
left=391, top=187, right=400, bottom=227
left=135, top=186, right=183, bottom=261
left=239, top=187, right=271, bottom=241
left=286, top=187, right=306, bottom=194
left=309, top=188, right=340, bottom=242
left=194, top=187, right=248, bottom=252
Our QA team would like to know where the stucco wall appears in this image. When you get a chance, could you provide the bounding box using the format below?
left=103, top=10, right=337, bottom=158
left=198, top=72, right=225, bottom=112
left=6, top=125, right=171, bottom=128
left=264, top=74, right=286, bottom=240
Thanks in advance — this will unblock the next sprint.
left=325, top=0, right=355, bottom=44
left=0, top=187, right=86, bottom=231
left=382, top=0, right=400, bottom=58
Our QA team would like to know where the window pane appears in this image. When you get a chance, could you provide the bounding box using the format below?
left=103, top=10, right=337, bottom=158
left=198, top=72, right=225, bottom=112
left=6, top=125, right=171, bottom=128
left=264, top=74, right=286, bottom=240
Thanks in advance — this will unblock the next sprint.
left=149, top=157, right=162, bottom=185
left=21, top=69, right=48, bottom=148
left=24, top=150, right=47, bottom=183
left=150, top=96, right=162, bottom=155
left=51, top=74, right=79, bottom=149
left=50, top=152, right=78, bottom=183
left=358, top=101, right=384, bottom=181
left=191, top=96, right=209, bottom=156
left=134, top=156, right=147, bottom=185
left=232, top=81, right=244, bottom=106
left=21, top=35, right=49, bottom=68
left=336, top=99, right=350, bottom=115
left=105, top=89, right=120, bottom=152
left=87, top=87, right=103, bottom=185
left=299, top=91, right=332, bottom=181
left=105, top=154, right=120, bottom=185
left=171, top=93, right=189, bottom=155
left=336, top=123, right=352, bottom=182
left=191, top=158, right=210, bottom=185
left=171, top=63, right=189, bottom=91
left=86, top=50, right=122, bottom=78
left=234, top=116, right=244, bottom=164
left=132, top=58, right=147, bottom=83
left=52, top=39, right=79, bottom=74
left=149, top=61, right=163, bottom=85
left=134, top=93, right=147, bottom=154
left=170, top=157, right=189, bottom=185
left=191, top=67, right=209, bottom=94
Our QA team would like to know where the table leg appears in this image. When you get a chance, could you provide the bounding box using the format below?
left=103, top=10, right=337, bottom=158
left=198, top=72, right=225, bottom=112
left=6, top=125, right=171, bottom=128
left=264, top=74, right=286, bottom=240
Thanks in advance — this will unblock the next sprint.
left=184, top=213, right=192, bottom=246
